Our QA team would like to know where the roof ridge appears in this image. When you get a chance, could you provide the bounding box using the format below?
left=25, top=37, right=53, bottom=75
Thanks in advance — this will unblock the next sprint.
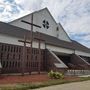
left=9, top=7, right=47, bottom=23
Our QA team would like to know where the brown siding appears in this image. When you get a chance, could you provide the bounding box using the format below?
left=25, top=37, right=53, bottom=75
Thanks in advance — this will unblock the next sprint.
left=0, top=42, right=46, bottom=73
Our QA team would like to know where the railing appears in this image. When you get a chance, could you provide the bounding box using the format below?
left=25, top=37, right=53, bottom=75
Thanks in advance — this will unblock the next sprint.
left=66, top=69, right=90, bottom=76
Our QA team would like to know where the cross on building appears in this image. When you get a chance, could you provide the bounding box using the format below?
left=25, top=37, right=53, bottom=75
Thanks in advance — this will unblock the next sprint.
left=19, top=14, right=42, bottom=75
left=0, top=8, right=90, bottom=76
left=34, top=32, right=45, bottom=74
left=18, top=35, right=31, bottom=75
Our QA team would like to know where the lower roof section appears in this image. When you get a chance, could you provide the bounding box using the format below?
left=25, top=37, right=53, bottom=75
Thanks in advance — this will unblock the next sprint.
left=47, top=45, right=90, bottom=57
left=0, top=21, right=90, bottom=54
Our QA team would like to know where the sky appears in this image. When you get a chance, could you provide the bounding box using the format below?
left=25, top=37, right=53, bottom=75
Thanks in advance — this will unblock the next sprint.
left=0, top=0, right=90, bottom=48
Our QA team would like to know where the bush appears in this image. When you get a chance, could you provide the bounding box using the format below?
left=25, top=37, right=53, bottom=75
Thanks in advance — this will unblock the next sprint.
left=48, top=70, right=54, bottom=79
left=48, top=70, right=64, bottom=79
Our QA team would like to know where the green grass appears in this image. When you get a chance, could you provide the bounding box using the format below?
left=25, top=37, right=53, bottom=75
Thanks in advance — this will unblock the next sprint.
left=0, top=77, right=90, bottom=90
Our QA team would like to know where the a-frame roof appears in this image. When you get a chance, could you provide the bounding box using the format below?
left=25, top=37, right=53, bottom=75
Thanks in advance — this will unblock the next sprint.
left=9, top=8, right=57, bottom=25
left=57, top=23, right=71, bottom=41
left=9, top=8, right=71, bottom=42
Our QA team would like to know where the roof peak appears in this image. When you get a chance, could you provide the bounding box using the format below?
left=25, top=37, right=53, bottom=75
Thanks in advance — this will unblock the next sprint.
left=9, top=7, right=48, bottom=23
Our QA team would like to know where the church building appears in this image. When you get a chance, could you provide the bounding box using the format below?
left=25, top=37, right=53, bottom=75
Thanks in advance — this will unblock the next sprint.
left=0, top=8, right=90, bottom=74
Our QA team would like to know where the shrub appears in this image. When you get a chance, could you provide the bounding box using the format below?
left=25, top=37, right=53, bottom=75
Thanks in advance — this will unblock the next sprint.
left=48, top=70, right=54, bottom=79
left=48, top=70, right=64, bottom=79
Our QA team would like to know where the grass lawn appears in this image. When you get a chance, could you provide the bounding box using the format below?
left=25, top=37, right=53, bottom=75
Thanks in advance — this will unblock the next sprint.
left=0, top=76, right=90, bottom=90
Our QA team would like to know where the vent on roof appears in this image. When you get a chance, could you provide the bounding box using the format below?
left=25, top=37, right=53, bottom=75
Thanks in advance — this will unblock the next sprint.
left=56, top=27, right=59, bottom=31
left=42, top=20, right=49, bottom=29
left=56, top=27, right=59, bottom=38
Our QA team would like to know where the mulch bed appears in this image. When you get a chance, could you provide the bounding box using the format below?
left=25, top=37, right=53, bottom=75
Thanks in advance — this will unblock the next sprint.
left=0, top=74, right=49, bottom=84
left=0, top=74, right=80, bottom=84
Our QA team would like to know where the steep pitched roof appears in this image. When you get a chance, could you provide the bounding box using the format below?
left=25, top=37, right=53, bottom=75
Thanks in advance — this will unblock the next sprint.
left=0, top=21, right=90, bottom=53
left=0, top=21, right=31, bottom=38
left=57, top=23, right=71, bottom=41
left=9, top=8, right=71, bottom=42
left=9, top=8, right=57, bottom=25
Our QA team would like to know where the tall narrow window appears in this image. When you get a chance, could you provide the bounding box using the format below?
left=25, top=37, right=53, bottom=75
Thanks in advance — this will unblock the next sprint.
left=1, top=45, right=3, bottom=51
left=6, top=61, right=8, bottom=68
left=31, top=55, right=33, bottom=60
left=27, top=55, right=28, bottom=60
left=12, top=61, right=14, bottom=68
left=2, top=61, right=5, bottom=67
left=32, top=49, right=34, bottom=54
left=9, top=61, right=11, bottom=68
left=16, top=47, right=18, bottom=52
left=1, top=53, right=3, bottom=60
left=18, top=54, right=20, bottom=60
left=15, top=62, right=17, bottom=67
left=34, top=49, right=36, bottom=54
left=13, top=54, right=15, bottom=59
left=5, top=45, right=7, bottom=52
left=11, top=46, right=13, bottom=52
left=14, top=46, right=15, bottom=52
left=56, top=27, right=59, bottom=31
left=18, top=62, right=20, bottom=68
left=35, top=56, right=37, bottom=60
left=56, top=27, right=59, bottom=38
left=8, top=46, right=10, bottom=52
left=19, top=47, right=21, bottom=53
left=7, top=54, right=9, bottom=59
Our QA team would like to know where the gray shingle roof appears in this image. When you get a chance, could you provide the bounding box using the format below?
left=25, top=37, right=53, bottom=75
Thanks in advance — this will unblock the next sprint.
left=0, top=21, right=90, bottom=53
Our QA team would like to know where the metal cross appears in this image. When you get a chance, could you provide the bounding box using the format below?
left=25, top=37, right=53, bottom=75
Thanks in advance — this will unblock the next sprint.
left=18, top=35, right=31, bottom=75
left=34, top=32, right=45, bottom=74
left=21, top=14, right=42, bottom=74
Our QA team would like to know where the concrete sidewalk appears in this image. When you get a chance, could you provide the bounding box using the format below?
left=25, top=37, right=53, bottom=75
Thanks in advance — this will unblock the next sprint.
left=33, top=80, right=90, bottom=90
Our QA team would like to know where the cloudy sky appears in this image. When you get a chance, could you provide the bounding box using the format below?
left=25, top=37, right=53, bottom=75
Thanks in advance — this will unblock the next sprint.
left=0, top=0, right=90, bottom=48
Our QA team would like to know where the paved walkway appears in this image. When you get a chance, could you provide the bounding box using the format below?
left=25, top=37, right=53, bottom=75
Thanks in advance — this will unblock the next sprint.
left=33, top=80, right=90, bottom=90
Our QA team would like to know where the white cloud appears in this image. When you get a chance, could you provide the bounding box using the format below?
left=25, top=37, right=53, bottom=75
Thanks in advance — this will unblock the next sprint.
left=82, top=35, right=90, bottom=41
left=14, top=0, right=24, bottom=4
left=0, top=0, right=43, bottom=22
left=15, top=0, right=42, bottom=11
left=60, top=0, right=90, bottom=34
left=41, top=0, right=72, bottom=21
left=65, top=16, right=90, bottom=34
left=0, top=0, right=90, bottom=47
